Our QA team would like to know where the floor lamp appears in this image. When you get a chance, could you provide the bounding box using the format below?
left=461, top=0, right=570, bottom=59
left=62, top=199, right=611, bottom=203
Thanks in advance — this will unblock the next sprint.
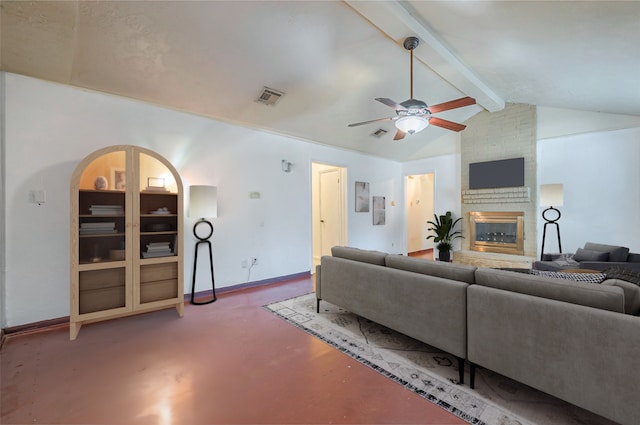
left=189, top=185, right=218, bottom=305
left=539, top=184, right=563, bottom=261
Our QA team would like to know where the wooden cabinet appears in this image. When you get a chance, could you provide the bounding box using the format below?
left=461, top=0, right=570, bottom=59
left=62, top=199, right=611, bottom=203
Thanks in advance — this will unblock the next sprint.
left=70, top=145, right=184, bottom=340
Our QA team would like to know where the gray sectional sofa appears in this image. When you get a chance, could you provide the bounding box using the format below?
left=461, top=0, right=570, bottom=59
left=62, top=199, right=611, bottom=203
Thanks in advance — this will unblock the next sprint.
left=316, top=246, right=640, bottom=425
left=315, top=245, right=474, bottom=384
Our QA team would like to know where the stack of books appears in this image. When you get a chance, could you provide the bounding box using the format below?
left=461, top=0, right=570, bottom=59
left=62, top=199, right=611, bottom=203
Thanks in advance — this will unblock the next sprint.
left=90, top=205, right=124, bottom=215
left=80, top=222, right=117, bottom=235
left=142, top=242, right=173, bottom=258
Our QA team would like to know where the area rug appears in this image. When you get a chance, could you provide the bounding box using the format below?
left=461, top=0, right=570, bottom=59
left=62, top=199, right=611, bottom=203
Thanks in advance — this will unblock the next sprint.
left=264, top=293, right=616, bottom=425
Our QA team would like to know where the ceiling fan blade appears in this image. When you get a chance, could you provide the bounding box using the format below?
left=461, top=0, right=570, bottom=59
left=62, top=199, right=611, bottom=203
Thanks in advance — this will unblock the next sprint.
left=428, top=96, right=476, bottom=113
left=429, top=117, right=467, bottom=132
left=375, top=98, right=407, bottom=111
left=393, top=129, right=406, bottom=141
left=347, top=117, right=393, bottom=127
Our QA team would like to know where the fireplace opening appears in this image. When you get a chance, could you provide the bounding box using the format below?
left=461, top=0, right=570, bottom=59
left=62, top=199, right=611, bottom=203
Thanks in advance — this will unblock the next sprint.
left=469, top=211, right=524, bottom=255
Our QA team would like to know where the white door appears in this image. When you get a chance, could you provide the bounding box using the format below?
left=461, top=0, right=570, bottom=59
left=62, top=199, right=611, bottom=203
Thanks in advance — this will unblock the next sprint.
left=319, top=168, right=342, bottom=257
left=406, top=173, right=435, bottom=254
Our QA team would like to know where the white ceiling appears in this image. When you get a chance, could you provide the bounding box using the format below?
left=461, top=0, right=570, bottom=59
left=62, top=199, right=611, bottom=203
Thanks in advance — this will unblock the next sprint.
left=2, top=1, right=639, bottom=161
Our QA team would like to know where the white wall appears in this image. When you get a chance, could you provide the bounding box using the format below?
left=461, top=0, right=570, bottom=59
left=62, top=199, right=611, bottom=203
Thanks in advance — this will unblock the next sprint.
left=537, top=126, right=640, bottom=254
left=3, top=73, right=406, bottom=327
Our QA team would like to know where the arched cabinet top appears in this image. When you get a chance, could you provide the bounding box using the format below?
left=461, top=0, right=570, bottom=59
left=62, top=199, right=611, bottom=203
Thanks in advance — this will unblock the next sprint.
left=71, top=145, right=183, bottom=194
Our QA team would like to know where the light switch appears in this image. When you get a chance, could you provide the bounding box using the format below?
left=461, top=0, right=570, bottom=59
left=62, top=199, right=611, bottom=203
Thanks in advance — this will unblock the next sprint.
left=32, top=190, right=46, bottom=204
left=249, top=191, right=261, bottom=199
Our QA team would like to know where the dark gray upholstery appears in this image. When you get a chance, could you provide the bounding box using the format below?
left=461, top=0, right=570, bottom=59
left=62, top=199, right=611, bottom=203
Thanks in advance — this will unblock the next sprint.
left=573, top=248, right=609, bottom=262
left=584, top=242, right=629, bottom=262
left=385, top=254, right=476, bottom=284
left=534, top=241, right=639, bottom=272
left=475, top=268, right=624, bottom=313
left=468, top=282, right=640, bottom=425
left=318, top=254, right=469, bottom=359
left=602, top=278, right=640, bottom=315
left=317, top=247, right=640, bottom=424
left=330, top=246, right=387, bottom=265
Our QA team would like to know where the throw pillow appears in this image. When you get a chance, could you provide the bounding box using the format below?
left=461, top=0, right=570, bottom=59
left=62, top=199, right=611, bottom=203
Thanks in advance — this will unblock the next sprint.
left=531, top=269, right=607, bottom=284
left=603, top=267, right=640, bottom=286
left=573, top=248, right=609, bottom=262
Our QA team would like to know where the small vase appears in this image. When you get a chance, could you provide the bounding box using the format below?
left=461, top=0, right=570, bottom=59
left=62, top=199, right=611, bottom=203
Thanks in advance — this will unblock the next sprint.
left=94, top=176, right=108, bottom=190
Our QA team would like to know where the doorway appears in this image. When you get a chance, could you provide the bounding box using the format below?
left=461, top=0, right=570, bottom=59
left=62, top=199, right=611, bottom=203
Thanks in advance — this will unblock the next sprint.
left=312, top=162, right=347, bottom=270
left=405, top=173, right=435, bottom=256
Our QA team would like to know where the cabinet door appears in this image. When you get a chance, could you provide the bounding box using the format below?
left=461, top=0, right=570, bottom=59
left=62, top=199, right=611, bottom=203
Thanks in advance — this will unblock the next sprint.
left=133, top=150, right=184, bottom=309
left=71, top=149, right=133, bottom=320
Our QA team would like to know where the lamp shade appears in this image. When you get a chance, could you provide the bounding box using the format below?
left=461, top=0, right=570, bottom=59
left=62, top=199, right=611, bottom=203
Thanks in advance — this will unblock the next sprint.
left=539, top=184, right=563, bottom=207
left=395, top=116, right=429, bottom=135
left=189, top=185, right=218, bottom=218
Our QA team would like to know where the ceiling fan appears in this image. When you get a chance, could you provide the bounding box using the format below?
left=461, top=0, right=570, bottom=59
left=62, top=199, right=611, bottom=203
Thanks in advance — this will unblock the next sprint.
left=348, top=36, right=476, bottom=141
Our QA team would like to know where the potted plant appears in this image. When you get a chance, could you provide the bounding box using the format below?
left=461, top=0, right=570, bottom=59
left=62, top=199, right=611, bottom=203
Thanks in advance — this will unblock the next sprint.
left=426, top=211, right=463, bottom=262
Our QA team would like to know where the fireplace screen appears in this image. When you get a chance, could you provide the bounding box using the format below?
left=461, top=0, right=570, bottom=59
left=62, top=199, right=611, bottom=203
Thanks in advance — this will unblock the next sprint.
left=469, top=211, right=524, bottom=255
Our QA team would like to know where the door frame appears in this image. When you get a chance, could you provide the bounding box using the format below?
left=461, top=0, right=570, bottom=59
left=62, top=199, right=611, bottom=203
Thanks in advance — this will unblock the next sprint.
left=311, top=162, right=347, bottom=270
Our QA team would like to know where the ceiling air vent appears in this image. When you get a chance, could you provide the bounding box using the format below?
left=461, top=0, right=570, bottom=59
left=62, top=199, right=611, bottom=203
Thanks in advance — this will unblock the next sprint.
left=256, top=87, right=284, bottom=106
left=371, top=128, right=388, bottom=138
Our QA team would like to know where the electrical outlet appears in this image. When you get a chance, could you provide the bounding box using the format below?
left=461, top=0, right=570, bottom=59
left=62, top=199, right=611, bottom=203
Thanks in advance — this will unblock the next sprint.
left=250, top=257, right=258, bottom=266
left=241, top=259, right=248, bottom=268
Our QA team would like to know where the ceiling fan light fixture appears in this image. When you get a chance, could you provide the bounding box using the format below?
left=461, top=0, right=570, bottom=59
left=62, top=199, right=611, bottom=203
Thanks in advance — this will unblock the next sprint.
left=395, top=116, right=428, bottom=135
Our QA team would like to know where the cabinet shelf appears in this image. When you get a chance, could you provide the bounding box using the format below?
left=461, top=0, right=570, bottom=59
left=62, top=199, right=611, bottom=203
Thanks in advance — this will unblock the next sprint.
left=79, top=233, right=126, bottom=238
left=140, top=231, right=177, bottom=236
left=78, top=260, right=127, bottom=271
left=80, top=214, right=126, bottom=218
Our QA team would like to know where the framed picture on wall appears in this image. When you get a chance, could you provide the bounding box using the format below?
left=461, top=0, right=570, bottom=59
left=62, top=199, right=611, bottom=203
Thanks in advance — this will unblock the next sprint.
left=373, top=196, right=385, bottom=225
left=355, top=181, right=370, bottom=212
left=111, top=168, right=126, bottom=191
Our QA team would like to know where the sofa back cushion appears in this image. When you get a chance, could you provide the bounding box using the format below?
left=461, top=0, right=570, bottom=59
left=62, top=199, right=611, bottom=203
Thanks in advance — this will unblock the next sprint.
left=385, top=255, right=476, bottom=284
left=330, top=246, right=387, bottom=266
left=475, top=268, right=624, bottom=313
left=573, top=248, right=609, bottom=262
left=583, top=242, right=629, bottom=262
left=602, top=279, right=640, bottom=315
left=628, top=253, right=640, bottom=263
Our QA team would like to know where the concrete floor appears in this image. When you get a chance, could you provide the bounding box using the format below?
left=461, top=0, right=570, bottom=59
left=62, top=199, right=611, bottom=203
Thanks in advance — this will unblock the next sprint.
left=1, top=275, right=464, bottom=424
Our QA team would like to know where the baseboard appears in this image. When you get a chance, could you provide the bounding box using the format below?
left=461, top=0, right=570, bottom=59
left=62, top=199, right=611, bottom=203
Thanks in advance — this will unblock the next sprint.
left=2, top=316, right=70, bottom=341
left=1, top=272, right=312, bottom=341
left=188, top=271, right=311, bottom=301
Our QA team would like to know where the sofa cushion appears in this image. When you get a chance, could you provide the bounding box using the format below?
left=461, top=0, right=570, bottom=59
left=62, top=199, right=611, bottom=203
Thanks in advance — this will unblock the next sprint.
left=627, top=253, right=640, bottom=263
left=602, top=278, right=640, bottom=315
left=583, top=242, right=629, bottom=262
left=475, top=268, right=624, bottom=313
left=573, top=248, right=609, bottom=262
left=330, top=246, right=387, bottom=266
left=385, top=255, right=476, bottom=284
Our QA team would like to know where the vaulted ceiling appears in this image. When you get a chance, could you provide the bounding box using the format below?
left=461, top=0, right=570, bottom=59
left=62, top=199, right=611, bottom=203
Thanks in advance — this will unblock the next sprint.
left=2, top=1, right=639, bottom=161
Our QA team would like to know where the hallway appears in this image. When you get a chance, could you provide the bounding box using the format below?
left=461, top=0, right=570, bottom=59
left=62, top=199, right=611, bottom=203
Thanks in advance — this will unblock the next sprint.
left=1, top=276, right=464, bottom=424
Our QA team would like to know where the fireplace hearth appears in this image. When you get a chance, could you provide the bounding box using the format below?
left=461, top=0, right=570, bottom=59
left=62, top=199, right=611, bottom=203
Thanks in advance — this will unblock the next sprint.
left=469, top=211, right=524, bottom=255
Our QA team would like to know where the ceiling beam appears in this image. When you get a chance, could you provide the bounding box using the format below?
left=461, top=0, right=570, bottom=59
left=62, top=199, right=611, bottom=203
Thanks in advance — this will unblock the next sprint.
left=345, top=0, right=504, bottom=112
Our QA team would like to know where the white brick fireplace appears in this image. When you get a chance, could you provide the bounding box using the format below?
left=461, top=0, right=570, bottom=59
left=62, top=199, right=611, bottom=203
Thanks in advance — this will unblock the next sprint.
left=454, top=104, right=538, bottom=268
